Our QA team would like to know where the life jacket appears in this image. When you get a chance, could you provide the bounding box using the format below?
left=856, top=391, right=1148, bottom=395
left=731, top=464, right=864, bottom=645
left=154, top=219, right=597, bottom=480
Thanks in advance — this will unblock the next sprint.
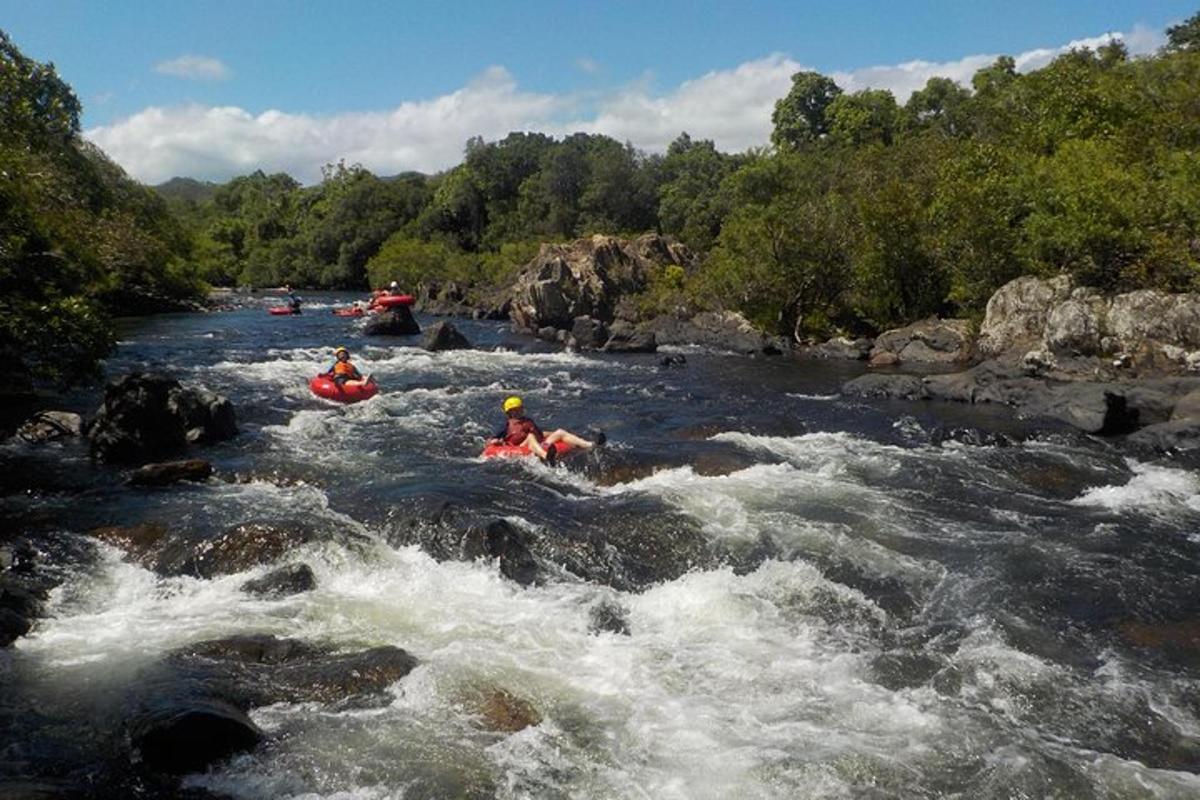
left=333, top=360, right=357, bottom=377
left=504, top=416, right=541, bottom=446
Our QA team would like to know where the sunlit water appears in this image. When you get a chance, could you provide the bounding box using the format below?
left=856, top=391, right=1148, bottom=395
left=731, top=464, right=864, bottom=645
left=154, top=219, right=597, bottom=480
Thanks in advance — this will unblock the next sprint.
left=3, top=292, right=1200, bottom=798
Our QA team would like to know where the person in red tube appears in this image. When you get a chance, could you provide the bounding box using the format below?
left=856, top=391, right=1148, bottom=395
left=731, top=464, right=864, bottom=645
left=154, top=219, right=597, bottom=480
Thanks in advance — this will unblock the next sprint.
left=487, top=395, right=603, bottom=464
left=322, top=346, right=373, bottom=390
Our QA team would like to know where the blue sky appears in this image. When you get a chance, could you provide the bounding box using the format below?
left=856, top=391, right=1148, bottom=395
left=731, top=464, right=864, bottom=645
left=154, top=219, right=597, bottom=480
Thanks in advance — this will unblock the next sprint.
left=2, top=1, right=1193, bottom=182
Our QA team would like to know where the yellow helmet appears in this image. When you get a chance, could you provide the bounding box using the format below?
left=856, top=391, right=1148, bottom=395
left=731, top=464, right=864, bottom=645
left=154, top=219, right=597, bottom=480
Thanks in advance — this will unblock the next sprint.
left=502, top=396, right=523, bottom=413
left=334, top=346, right=349, bottom=356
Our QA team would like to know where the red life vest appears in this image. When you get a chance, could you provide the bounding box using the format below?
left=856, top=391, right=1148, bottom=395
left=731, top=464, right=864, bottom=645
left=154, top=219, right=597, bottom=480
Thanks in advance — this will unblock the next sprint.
left=504, top=417, right=542, bottom=446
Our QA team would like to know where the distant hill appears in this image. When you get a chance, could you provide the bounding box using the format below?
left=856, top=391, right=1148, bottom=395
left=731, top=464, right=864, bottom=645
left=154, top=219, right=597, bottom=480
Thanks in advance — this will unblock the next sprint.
left=153, top=176, right=219, bottom=204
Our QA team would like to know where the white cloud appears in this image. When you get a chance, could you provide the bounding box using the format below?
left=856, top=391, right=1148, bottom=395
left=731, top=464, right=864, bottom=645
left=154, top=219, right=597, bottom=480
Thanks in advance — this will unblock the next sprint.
left=91, top=25, right=1165, bottom=184
left=154, top=55, right=231, bottom=81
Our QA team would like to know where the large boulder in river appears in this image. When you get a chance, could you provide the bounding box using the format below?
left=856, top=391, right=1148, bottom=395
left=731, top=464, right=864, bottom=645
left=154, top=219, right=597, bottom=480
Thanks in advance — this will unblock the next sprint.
left=364, top=306, right=420, bottom=336
left=647, top=311, right=782, bottom=355
left=978, top=276, right=1073, bottom=357
left=870, top=318, right=972, bottom=365
left=509, top=234, right=694, bottom=332
left=88, top=373, right=236, bottom=463
left=603, top=320, right=657, bottom=353
left=422, top=320, right=471, bottom=351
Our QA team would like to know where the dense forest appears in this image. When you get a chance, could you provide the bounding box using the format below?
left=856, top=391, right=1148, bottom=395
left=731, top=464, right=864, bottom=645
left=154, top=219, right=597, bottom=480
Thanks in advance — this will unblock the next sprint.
left=4, top=13, right=1200, bottom=387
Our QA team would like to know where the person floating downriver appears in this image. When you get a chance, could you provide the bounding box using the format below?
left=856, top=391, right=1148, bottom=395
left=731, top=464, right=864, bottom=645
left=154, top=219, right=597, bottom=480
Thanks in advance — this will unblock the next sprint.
left=323, top=346, right=373, bottom=390
left=283, top=284, right=303, bottom=313
left=486, top=395, right=604, bottom=463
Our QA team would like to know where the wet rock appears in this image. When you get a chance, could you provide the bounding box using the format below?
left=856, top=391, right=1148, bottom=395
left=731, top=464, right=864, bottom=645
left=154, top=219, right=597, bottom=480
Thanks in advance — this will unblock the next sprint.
left=1043, top=289, right=1106, bottom=354
left=1172, top=389, right=1200, bottom=420
left=461, top=520, right=539, bottom=586
left=169, top=634, right=418, bottom=706
left=535, top=325, right=559, bottom=343
left=0, top=606, right=32, bottom=647
left=603, top=320, right=657, bottom=353
left=240, top=563, right=317, bottom=598
left=588, top=600, right=631, bottom=636
left=658, top=354, right=687, bottom=368
left=806, top=337, right=871, bottom=360
left=88, top=373, right=237, bottom=463
left=842, top=373, right=927, bottom=400
left=470, top=689, right=542, bottom=733
left=129, top=697, right=263, bottom=775
left=1127, top=419, right=1200, bottom=453
left=90, top=521, right=324, bottom=579
left=870, top=318, right=972, bottom=364
left=422, top=321, right=471, bottom=351
left=646, top=311, right=783, bottom=355
left=571, top=316, right=609, bottom=350
left=127, top=459, right=214, bottom=487
left=16, top=411, right=83, bottom=444
left=363, top=306, right=420, bottom=336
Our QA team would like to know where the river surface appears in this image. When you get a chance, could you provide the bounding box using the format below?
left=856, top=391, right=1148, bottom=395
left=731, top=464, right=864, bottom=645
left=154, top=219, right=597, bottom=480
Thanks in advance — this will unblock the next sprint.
left=4, top=293, right=1200, bottom=799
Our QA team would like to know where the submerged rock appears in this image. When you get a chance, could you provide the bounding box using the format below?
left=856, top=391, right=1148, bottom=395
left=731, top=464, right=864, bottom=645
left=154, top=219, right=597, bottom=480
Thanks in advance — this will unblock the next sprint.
left=364, top=306, right=420, bottom=336
left=127, top=459, right=214, bottom=487
left=240, top=563, right=317, bottom=598
left=88, top=373, right=236, bottom=463
left=469, top=689, right=542, bottom=733
left=588, top=600, right=631, bottom=636
left=422, top=320, right=471, bottom=351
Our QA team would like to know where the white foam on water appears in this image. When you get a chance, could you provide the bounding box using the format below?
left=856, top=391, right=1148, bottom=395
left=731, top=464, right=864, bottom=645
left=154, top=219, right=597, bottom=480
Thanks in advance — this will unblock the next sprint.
left=1071, top=459, right=1200, bottom=519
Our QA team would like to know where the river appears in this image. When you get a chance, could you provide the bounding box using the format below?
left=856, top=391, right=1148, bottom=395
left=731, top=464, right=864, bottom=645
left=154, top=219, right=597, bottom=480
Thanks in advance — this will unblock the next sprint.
left=3, top=293, right=1200, bottom=799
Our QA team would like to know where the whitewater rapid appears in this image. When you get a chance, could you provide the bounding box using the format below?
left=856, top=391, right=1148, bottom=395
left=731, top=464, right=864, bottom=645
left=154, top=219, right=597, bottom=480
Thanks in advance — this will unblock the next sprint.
left=7, top=299, right=1200, bottom=799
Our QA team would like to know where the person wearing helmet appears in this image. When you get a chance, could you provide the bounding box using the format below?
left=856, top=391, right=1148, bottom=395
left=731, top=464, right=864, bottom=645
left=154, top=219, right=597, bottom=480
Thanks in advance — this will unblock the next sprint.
left=322, top=346, right=373, bottom=388
left=283, top=284, right=303, bottom=313
left=488, top=395, right=604, bottom=463
left=389, top=280, right=400, bottom=294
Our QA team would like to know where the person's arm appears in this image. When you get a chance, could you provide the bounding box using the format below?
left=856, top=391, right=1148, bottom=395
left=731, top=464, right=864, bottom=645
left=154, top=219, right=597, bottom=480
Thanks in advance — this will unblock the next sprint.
left=490, top=423, right=507, bottom=443
left=531, top=421, right=545, bottom=441
left=350, top=365, right=363, bottom=380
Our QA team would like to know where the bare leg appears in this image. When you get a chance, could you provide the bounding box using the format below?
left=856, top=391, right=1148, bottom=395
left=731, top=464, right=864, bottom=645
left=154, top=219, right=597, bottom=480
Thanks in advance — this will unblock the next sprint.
left=520, top=433, right=550, bottom=460
left=543, top=429, right=594, bottom=450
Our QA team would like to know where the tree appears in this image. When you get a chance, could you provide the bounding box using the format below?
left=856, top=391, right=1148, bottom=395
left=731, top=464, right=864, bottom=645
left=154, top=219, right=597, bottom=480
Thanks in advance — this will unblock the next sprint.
left=827, top=89, right=900, bottom=147
left=657, top=133, right=739, bottom=251
left=771, top=71, right=842, bottom=149
left=1166, top=11, right=1200, bottom=51
left=903, top=77, right=972, bottom=137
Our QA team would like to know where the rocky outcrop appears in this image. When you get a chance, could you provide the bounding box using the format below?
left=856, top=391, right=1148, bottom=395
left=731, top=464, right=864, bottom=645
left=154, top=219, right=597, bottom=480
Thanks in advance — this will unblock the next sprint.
left=88, top=374, right=236, bottom=463
left=422, top=320, right=471, bottom=351
left=16, top=411, right=83, bottom=444
left=646, top=311, right=783, bottom=355
left=806, top=337, right=872, bottom=360
left=571, top=315, right=609, bottom=350
left=603, top=320, right=657, bottom=353
left=127, top=459, right=214, bottom=487
left=979, top=276, right=1200, bottom=369
left=508, top=234, right=694, bottom=334
left=363, top=306, right=420, bottom=336
left=240, top=563, right=317, bottom=598
left=870, top=318, right=972, bottom=365
left=843, top=360, right=1200, bottom=436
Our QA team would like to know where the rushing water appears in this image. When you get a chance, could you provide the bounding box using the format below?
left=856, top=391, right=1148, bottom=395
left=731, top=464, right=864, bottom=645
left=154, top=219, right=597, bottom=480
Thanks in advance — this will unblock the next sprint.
left=4, top=293, right=1200, bottom=799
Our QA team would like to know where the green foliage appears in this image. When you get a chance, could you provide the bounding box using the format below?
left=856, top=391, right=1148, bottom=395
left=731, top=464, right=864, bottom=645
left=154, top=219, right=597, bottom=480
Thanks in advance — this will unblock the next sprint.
left=771, top=71, right=842, bottom=149
left=0, top=29, right=201, bottom=388
left=828, top=89, right=900, bottom=147
left=1166, top=11, right=1200, bottom=51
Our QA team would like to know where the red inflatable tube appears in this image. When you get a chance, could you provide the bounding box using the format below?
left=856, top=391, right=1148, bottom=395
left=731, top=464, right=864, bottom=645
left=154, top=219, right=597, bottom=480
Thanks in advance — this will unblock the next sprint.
left=268, top=307, right=300, bottom=315
left=309, top=375, right=378, bottom=403
left=480, top=440, right=575, bottom=460
left=371, top=294, right=414, bottom=309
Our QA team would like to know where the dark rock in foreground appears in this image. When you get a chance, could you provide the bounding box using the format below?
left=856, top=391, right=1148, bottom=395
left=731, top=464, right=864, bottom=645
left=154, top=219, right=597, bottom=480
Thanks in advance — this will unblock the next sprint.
left=88, top=373, right=236, bottom=463
left=422, top=320, right=471, bottom=351
left=129, top=696, right=263, bottom=775
left=127, top=459, right=214, bottom=487
left=364, top=306, right=420, bottom=336
left=240, top=563, right=317, bottom=598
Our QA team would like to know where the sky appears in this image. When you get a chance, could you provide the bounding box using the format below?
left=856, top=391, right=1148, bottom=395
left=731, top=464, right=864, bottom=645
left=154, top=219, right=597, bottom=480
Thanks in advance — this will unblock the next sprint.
left=2, top=1, right=1195, bottom=184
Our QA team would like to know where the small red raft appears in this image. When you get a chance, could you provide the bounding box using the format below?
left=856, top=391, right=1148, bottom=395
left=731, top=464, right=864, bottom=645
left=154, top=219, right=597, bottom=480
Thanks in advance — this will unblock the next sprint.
left=309, top=375, right=378, bottom=403
left=268, top=307, right=300, bottom=315
left=481, top=440, right=575, bottom=460
left=371, top=294, right=414, bottom=309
